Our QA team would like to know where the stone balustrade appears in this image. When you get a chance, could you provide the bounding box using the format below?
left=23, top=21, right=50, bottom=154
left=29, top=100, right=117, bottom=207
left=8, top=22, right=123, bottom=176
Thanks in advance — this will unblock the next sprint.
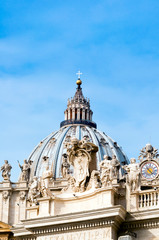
left=138, top=189, right=159, bottom=209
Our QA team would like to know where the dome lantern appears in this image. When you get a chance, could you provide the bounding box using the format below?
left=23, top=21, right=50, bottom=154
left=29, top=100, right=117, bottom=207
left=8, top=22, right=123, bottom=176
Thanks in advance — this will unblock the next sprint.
left=60, top=72, right=96, bottom=129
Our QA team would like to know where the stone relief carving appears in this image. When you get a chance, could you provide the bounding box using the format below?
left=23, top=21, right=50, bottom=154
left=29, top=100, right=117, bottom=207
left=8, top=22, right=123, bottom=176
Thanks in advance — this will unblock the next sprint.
left=0, top=160, right=12, bottom=181
left=62, top=175, right=76, bottom=193
left=28, top=177, right=40, bottom=206
left=18, top=159, right=30, bottom=182
left=2, top=191, right=10, bottom=200
left=73, top=150, right=90, bottom=192
left=138, top=143, right=159, bottom=161
left=19, top=191, right=26, bottom=201
left=123, top=158, right=140, bottom=192
left=63, top=137, right=98, bottom=193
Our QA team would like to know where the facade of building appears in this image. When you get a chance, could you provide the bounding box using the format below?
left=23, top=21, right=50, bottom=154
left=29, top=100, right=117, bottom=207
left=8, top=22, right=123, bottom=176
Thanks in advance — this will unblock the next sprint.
left=0, top=76, right=159, bottom=240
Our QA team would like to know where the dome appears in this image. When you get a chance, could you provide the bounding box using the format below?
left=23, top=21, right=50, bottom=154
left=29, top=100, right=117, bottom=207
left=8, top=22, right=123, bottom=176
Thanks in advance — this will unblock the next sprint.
left=27, top=74, right=129, bottom=180
left=28, top=125, right=129, bottom=180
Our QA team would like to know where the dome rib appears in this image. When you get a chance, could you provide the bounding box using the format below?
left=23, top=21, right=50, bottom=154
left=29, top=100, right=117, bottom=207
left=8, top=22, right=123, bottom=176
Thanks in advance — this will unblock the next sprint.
left=27, top=125, right=129, bottom=181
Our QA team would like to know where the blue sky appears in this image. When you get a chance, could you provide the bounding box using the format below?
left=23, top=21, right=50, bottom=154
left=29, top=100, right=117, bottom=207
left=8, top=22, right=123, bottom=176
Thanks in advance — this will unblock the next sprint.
left=0, top=0, right=159, bottom=181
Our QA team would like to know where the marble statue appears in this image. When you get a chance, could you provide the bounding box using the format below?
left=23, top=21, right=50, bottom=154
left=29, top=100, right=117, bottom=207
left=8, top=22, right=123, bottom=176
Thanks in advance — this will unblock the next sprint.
left=40, top=166, right=53, bottom=198
left=61, top=153, right=70, bottom=178
left=87, top=170, right=100, bottom=190
left=28, top=177, right=39, bottom=206
left=0, top=160, right=12, bottom=181
left=123, top=158, right=140, bottom=192
left=100, top=156, right=112, bottom=187
left=110, top=155, right=120, bottom=179
left=18, top=159, right=30, bottom=182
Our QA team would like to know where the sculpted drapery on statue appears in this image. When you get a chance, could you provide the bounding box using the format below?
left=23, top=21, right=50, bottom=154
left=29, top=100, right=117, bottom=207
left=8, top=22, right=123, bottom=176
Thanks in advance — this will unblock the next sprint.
left=39, top=165, right=53, bottom=198
left=28, top=176, right=40, bottom=206
left=61, top=153, right=70, bottom=178
left=123, top=158, right=140, bottom=192
left=18, top=159, right=31, bottom=182
left=63, top=137, right=98, bottom=193
left=0, top=160, right=12, bottom=181
left=99, top=155, right=120, bottom=187
left=100, top=156, right=112, bottom=187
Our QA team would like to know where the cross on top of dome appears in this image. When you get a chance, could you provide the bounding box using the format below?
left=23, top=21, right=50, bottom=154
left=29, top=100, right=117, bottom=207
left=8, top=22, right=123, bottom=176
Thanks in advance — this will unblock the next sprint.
left=76, top=70, right=82, bottom=87
left=76, top=70, right=82, bottom=79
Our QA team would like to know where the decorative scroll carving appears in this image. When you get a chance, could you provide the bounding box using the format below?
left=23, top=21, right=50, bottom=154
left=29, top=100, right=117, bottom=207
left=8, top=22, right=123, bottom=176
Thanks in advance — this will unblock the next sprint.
left=18, top=159, right=30, bottom=182
left=0, top=160, right=12, bottom=181
left=19, top=191, right=26, bottom=201
left=2, top=191, right=10, bottom=200
left=138, top=143, right=159, bottom=161
left=123, top=158, right=140, bottom=192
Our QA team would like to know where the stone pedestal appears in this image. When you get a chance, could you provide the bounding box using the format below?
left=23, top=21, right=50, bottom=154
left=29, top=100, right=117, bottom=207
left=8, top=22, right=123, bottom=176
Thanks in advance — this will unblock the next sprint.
left=38, top=197, right=51, bottom=217
left=26, top=206, right=39, bottom=219
left=18, top=181, right=28, bottom=188
left=2, top=181, right=11, bottom=188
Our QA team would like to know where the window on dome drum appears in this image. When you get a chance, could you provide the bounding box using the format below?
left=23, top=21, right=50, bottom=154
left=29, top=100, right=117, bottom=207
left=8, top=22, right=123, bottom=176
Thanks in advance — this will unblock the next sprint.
left=75, top=108, right=77, bottom=120
left=80, top=109, right=82, bottom=120
left=70, top=109, right=72, bottom=120
left=85, top=109, right=87, bottom=119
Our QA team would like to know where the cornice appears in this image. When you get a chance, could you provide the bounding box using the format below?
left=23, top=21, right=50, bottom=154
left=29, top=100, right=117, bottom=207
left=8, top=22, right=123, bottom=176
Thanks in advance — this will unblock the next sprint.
left=127, top=208, right=159, bottom=221
left=123, top=219, right=159, bottom=230
left=24, top=205, right=126, bottom=228
left=13, top=206, right=126, bottom=237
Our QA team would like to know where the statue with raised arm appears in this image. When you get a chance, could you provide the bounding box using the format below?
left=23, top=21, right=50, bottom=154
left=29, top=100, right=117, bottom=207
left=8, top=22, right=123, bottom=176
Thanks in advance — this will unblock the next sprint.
left=123, top=158, right=140, bottom=192
left=1, top=160, right=12, bottom=181
left=18, top=159, right=30, bottom=182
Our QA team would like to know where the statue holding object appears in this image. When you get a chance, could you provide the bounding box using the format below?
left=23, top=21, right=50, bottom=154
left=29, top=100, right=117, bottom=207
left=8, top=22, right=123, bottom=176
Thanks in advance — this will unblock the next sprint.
left=0, top=160, right=12, bottom=181
left=18, top=159, right=30, bottom=182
